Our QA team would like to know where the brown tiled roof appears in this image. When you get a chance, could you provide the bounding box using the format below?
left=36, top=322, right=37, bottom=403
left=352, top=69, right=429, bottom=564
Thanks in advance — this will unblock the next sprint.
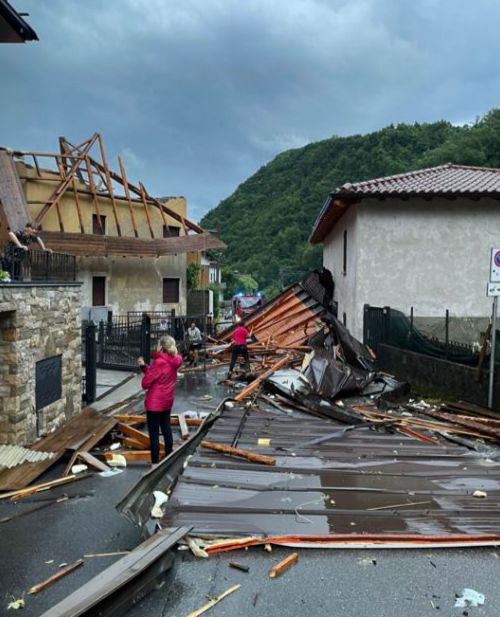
left=337, top=163, right=500, bottom=196
left=310, top=163, right=500, bottom=244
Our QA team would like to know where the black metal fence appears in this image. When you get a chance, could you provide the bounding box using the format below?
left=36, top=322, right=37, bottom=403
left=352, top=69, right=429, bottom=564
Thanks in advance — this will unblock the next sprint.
left=363, top=305, right=482, bottom=367
left=2, top=250, right=76, bottom=282
left=82, top=312, right=214, bottom=403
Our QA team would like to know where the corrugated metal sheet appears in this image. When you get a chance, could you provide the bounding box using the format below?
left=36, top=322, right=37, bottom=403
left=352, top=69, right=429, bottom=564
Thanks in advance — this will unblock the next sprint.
left=221, top=284, right=326, bottom=348
left=160, top=407, right=500, bottom=542
left=0, top=445, right=54, bottom=470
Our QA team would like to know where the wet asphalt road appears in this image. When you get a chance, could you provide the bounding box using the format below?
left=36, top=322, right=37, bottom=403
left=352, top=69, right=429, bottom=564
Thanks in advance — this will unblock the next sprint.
left=2, top=370, right=500, bottom=616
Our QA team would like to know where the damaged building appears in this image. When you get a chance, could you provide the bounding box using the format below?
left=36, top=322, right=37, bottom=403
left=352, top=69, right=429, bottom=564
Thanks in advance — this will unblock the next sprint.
left=0, top=134, right=225, bottom=316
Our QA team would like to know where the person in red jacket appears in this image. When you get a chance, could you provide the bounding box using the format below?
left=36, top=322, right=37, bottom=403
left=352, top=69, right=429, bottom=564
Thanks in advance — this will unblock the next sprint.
left=228, top=324, right=250, bottom=379
left=137, top=335, right=183, bottom=466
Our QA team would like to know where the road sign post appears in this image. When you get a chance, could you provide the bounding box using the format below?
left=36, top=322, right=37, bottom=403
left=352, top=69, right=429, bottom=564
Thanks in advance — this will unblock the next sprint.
left=487, top=249, right=500, bottom=408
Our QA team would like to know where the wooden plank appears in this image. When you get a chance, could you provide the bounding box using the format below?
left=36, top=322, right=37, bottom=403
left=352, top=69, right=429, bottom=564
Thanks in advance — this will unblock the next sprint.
left=114, top=415, right=146, bottom=424
left=54, top=156, right=66, bottom=231
left=76, top=451, right=111, bottom=472
left=71, top=176, right=85, bottom=233
left=139, top=181, right=155, bottom=239
left=114, top=414, right=203, bottom=427
left=34, top=134, right=98, bottom=225
left=178, top=413, right=190, bottom=440
left=84, top=155, right=104, bottom=233
left=200, top=440, right=276, bottom=465
left=97, top=134, right=122, bottom=236
left=117, top=423, right=151, bottom=447
left=104, top=450, right=151, bottom=462
left=122, top=437, right=157, bottom=451
left=172, top=415, right=204, bottom=427
left=269, top=553, right=298, bottom=578
left=0, top=474, right=92, bottom=502
left=28, top=559, right=84, bottom=595
left=37, top=230, right=225, bottom=257
left=0, top=409, right=115, bottom=490
left=234, top=355, right=292, bottom=401
left=186, top=584, right=240, bottom=617
left=118, top=155, right=139, bottom=238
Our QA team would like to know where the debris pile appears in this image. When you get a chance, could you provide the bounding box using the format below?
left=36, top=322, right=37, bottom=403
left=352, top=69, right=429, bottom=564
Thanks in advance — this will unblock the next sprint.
left=119, top=270, right=500, bottom=557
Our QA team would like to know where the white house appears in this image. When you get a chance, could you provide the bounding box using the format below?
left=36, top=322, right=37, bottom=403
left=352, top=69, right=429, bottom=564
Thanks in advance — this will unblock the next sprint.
left=310, top=164, right=500, bottom=341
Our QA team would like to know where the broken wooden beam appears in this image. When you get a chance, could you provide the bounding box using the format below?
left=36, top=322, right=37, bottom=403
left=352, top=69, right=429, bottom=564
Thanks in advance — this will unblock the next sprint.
left=178, top=413, right=190, bottom=440
left=76, top=451, right=111, bottom=472
left=104, top=450, right=152, bottom=462
left=269, top=552, right=298, bottom=578
left=417, top=407, right=500, bottom=440
left=186, top=584, right=240, bottom=617
left=121, top=437, right=152, bottom=451
left=117, top=423, right=151, bottom=447
left=28, top=559, right=84, bottom=595
left=234, top=355, right=292, bottom=401
left=200, top=440, right=276, bottom=465
left=0, top=473, right=92, bottom=502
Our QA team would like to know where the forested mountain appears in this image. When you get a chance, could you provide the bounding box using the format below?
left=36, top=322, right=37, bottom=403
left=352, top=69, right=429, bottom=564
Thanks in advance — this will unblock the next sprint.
left=201, top=109, right=500, bottom=295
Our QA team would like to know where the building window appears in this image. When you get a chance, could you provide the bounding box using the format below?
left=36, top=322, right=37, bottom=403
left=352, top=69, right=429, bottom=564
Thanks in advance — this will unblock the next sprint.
left=209, top=266, right=218, bottom=284
left=92, top=214, right=107, bottom=235
left=342, top=312, right=347, bottom=326
left=342, top=229, right=347, bottom=275
left=92, top=276, right=106, bottom=306
left=163, top=225, right=180, bottom=237
left=163, top=278, right=180, bottom=303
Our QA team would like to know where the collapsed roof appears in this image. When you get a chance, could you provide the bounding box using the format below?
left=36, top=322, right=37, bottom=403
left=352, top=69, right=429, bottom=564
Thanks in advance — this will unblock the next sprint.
left=0, top=133, right=225, bottom=257
left=118, top=269, right=500, bottom=549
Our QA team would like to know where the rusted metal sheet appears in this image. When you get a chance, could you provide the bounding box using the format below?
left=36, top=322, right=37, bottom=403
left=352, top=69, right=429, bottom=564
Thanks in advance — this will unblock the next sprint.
left=221, top=284, right=325, bottom=348
left=157, top=407, right=500, bottom=544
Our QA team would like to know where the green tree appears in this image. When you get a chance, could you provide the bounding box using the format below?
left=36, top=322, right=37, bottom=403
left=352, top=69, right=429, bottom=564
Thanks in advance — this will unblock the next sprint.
left=186, top=262, right=201, bottom=290
left=201, top=109, right=500, bottom=290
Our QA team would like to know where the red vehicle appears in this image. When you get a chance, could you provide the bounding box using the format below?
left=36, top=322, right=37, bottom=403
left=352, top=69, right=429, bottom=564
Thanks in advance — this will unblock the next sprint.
left=232, top=293, right=264, bottom=321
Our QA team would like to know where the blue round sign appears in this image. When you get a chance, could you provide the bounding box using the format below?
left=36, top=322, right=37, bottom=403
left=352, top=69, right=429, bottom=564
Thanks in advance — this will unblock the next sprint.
left=494, top=251, right=500, bottom=268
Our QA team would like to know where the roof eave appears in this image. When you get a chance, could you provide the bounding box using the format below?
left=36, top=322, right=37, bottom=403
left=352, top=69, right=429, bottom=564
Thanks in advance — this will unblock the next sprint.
left=0, top=0, right=38, bottom=42
left=309, top=196, right=357, bottom=245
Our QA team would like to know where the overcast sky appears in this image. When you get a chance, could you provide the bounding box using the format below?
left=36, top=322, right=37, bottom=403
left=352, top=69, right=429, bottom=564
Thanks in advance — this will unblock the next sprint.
left=2, top=0, right=500, bottom=221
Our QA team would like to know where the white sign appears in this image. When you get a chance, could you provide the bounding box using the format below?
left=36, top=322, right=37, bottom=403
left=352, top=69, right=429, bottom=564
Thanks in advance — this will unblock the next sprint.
left=490, top=247, right=500, bottom=283
left=487, top=282, right=500, bottom=297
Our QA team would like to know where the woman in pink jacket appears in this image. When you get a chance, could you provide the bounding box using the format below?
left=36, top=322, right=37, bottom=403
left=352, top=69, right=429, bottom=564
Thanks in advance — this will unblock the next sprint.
left=138, top=335, right=183, bottom=465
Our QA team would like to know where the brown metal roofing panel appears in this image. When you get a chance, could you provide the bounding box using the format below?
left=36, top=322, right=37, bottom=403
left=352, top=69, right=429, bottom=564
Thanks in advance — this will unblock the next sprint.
left=160, top=408, right=500, bottom=541
left=222, top=286, right=325, bottom=348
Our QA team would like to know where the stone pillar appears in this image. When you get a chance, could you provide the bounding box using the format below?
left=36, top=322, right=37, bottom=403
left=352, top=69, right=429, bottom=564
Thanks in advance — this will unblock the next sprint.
left=0, top=283, right=82, bottom=445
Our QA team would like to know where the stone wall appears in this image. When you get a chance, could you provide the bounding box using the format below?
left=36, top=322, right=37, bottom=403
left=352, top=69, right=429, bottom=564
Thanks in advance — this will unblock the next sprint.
left=0, top=283, right=82, bottom=445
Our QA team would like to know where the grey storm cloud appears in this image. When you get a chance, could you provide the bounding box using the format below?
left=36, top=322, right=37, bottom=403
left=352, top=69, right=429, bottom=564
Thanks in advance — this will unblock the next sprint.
left=2, top=0, right=500, bottom=221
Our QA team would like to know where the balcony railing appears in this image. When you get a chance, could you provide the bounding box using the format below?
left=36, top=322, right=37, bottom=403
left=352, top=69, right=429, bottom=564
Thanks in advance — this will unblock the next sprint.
left=2, top=250, right=77, bottom=282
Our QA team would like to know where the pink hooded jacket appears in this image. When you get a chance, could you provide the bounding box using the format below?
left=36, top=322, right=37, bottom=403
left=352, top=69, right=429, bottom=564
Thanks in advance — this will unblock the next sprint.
left=141, top=351, right=183, bottom=412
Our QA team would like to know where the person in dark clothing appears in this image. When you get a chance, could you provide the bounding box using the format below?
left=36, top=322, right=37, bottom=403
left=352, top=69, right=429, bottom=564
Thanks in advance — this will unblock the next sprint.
left=228, top=324, right=250, bottom=378
left=3, top=222, right=51, bottom=279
